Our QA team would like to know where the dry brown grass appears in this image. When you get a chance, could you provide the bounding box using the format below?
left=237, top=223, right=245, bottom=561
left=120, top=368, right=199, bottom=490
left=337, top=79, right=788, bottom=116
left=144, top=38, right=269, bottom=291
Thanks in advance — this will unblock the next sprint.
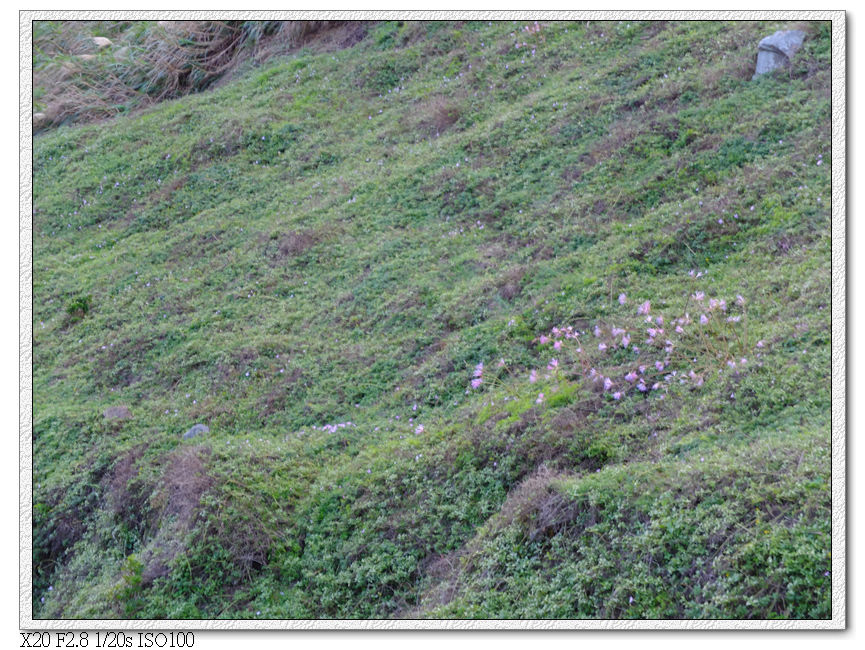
left=497, top=266, right=526, bottom=302
left=33, top=21, right=358, bottom=131
left=278, top=229, right=320, bottom=258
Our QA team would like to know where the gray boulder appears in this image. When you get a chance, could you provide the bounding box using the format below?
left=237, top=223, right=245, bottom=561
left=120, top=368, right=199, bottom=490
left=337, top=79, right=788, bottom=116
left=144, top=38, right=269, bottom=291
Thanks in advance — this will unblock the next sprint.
left=183, top=423, right=210, bottom=440
left=753, top=30, right=806, bottom=79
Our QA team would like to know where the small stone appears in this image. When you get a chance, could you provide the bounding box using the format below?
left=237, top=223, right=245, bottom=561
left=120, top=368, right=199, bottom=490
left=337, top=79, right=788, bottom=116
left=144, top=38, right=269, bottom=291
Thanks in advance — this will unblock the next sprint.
left=103, top=405, right=132, bottom=420
left=183, top=423, right=209, bottom=440
left=92, top=36, right=113, bottom=49
left=753, top=30, right=806, bottom=79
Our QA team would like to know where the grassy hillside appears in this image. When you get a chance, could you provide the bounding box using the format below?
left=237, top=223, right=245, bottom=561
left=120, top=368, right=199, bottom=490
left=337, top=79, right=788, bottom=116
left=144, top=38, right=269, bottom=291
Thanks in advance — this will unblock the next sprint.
left=32, top=19, right=832, bottom=620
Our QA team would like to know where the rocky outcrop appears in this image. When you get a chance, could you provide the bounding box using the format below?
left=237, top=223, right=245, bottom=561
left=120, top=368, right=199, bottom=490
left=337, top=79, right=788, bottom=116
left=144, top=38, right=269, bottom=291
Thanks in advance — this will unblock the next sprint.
left=183, top=423, right=210, bottom=439
left=753, top=30, right=806, bottom=79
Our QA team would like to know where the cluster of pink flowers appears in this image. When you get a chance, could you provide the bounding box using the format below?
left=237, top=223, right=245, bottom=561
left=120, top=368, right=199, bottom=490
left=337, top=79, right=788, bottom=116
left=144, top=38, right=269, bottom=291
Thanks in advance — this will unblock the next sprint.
left=519, top=284, right=755, bottom=403
left=470, top=362, right=484, bottom=389
left=469, top=277, right=756, bottom=410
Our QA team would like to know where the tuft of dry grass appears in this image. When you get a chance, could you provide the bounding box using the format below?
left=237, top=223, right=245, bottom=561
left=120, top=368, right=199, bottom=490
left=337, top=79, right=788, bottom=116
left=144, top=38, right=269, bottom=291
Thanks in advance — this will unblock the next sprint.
left=33, top=20, right=354, bottom=131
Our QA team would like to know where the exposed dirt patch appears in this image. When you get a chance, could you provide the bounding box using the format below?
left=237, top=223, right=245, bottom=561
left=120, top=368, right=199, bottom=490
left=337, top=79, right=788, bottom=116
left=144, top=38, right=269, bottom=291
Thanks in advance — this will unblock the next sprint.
left=258, top=367, right=304, bottom=418
left=104, top=444, right=153, bottom=537
left=140, top=445, right=213, bottom=584
left=404, top=95, right=463, bottom=137
left=92, top=335, right=161, bottom=389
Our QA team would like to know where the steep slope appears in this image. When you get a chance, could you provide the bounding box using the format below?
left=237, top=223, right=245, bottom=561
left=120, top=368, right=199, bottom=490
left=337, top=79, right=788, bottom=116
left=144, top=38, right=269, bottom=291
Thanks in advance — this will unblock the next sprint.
left=32, top=20, right=832, bottom=619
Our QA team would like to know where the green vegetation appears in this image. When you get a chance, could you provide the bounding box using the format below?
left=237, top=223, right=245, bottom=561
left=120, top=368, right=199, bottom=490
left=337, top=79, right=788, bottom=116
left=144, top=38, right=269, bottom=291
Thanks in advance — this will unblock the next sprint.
left=32, top=19, right=831, bottom=619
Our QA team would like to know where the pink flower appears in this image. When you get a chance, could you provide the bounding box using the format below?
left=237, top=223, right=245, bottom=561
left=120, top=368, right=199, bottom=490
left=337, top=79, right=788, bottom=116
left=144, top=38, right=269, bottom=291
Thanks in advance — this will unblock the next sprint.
left=603, top=377, right=613, bottom=391
left=529, top=369, right=538, bottom=383
left=637, top=382, right=647, bottom=392
left=736, top=294, right=745, bottom=306
left=536, top=392, right=545, bottom=404
left=553, top=340, right=562, bottom=351
left=655, top=315, right=664, bottom=325
left=618, top=293, right=627, bottom=305
left=625, top=371, right=638, bottom=383
left=756, top=340, right=765, bottom=348
left=471, top=377, right=483, bottom=389
left=598, top=342, right=607, bottom=351
left=694, top=291, right=705, bottom=301
left=473, top=362, right=484, bottom=377
left=611, top=327, right=625, bottom=337
left=594, top=325, right=602, bottom=337
left=700, top=314, right=709, bottom=325
left=655, top=361, right=665, bottom=372
left=638, top=300, right=651, bottom=315
left=415, top=424, right=424, bottom=434
left=613, top=392, right=622, bottom=400
left=539, top=335, right=550, bottom=345
left=548, top=358, right=559, bottom=370
left=621, top=334, right=630, bottom=347
left=675, top=325, right=684, bottom=334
